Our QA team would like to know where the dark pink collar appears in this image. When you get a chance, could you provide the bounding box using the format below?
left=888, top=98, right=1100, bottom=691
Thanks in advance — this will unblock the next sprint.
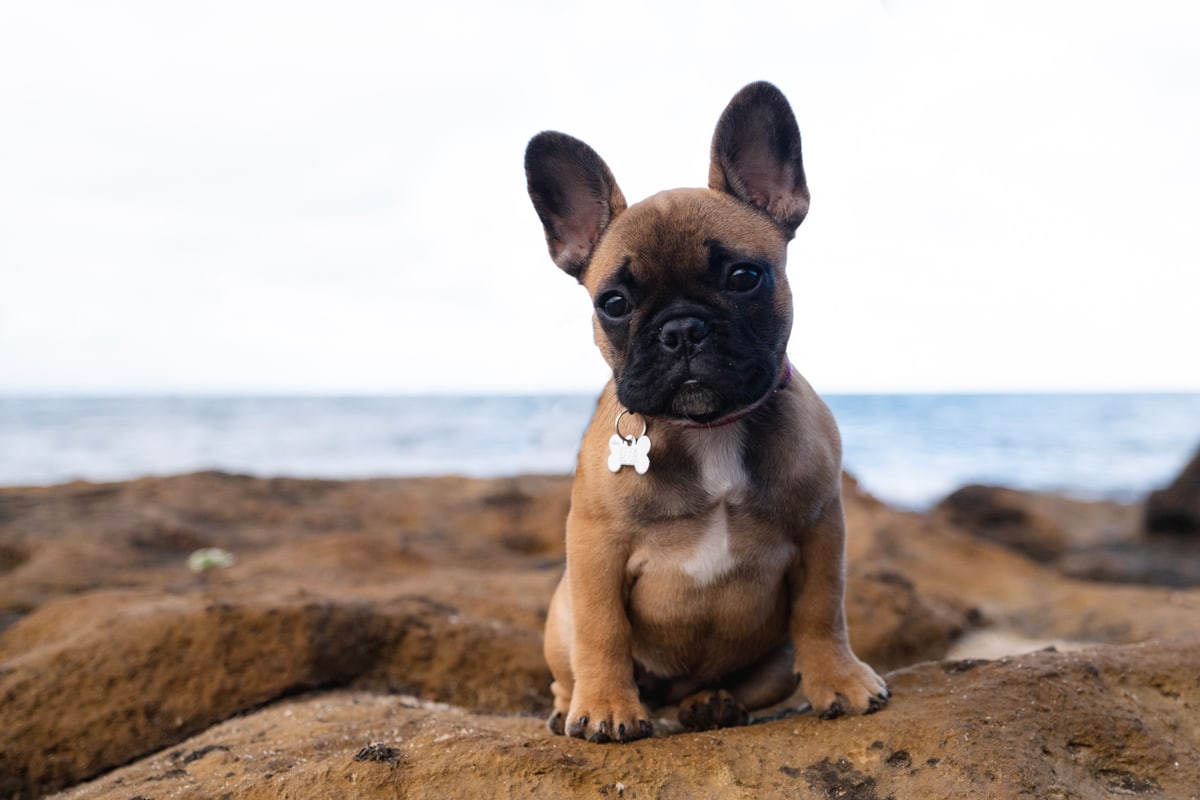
left=661, top=359, right=793, bottom=430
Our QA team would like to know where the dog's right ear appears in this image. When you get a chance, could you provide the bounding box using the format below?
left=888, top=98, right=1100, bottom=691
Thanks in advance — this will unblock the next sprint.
left=525, top=132, right=627, bottom=282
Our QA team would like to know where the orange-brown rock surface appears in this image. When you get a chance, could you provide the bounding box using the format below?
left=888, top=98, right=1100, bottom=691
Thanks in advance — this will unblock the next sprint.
left=1, top=471, right=1198, bottom=799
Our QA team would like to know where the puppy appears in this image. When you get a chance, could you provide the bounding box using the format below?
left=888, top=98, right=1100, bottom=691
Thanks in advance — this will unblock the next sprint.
left=525, top=81, right=888, bottom=743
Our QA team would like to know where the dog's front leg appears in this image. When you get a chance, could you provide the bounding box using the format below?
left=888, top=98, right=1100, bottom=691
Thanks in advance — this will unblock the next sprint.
left=562, top=515, right=654, bottom=743
left=789, top=492, right=890, bottom=718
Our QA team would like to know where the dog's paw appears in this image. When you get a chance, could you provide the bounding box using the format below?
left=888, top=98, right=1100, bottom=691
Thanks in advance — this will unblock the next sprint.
left=798, top=652, right=890, bottom=719
left=678, top=689, right=750, bottom=731
left=565, top=697, right=653, bottom=743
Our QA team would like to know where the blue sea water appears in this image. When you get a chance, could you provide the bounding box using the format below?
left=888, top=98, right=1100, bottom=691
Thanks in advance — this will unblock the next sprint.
left=1, top=394, right=1198, bottom=509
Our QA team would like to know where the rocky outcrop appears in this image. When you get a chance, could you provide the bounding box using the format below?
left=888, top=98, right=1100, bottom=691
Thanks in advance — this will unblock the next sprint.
left=1145, top=446, right=1200, bottom=535
left=1, top=472, right=1198, bottom=799
left=934, top=482, right=1200, bottom=586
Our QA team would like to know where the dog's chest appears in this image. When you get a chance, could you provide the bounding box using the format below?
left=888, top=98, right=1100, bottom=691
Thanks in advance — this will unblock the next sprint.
left=689, top=425, right=750, bottom=501
left=678, top=427, right=752, bottom=586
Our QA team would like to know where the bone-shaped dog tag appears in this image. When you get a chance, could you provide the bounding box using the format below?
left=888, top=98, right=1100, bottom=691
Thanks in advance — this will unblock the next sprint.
left=608, top=433, right=651, bottom=474
left=608, top=410, right=651, bottom=474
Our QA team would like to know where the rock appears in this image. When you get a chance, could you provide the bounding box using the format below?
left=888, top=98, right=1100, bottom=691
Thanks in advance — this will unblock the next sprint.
left=933, top=484, right=1136, bottom=563
left=2, top=471, right=1199, bottom=798
left=0, top=590, right=551, bottom=798
left=1056, top=537, right=1200, bottom=587
left=842, top=565, right=972, bottom=673
left=934, top=482, right=1200, bottom=586
left=935, top=484, right=1067, bottom=561
left=47, top=640, right=1200, bottom=800
left=1145, top=446, right=1200, bottom=535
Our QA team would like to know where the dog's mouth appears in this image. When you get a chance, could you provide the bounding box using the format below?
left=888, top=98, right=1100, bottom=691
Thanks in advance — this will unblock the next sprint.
left=617, top=372, right=732, bottom=425
left=615, top=339, right=786, bottom=426
left=670, top=380, right=723, bottom=421
left=648, top=360, right=792, bottom=428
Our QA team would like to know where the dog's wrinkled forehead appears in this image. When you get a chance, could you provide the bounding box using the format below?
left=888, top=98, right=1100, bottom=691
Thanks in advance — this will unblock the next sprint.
left=584, top=188, right=786, bottom=295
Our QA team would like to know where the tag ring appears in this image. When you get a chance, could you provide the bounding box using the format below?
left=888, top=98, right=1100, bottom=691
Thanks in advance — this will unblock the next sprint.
left=614, top=409, right=647, bottom=441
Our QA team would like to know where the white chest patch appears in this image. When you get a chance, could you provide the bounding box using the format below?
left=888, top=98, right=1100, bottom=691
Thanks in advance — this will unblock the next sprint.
left=680, top=424, right=749, bottom=586
left=688, top=424, right=749, bottom=500
left=681, top=503, right=736, bottom=585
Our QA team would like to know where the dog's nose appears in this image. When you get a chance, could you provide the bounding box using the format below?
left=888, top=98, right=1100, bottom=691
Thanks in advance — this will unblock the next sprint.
left=658, top=317, right=708, bottom=354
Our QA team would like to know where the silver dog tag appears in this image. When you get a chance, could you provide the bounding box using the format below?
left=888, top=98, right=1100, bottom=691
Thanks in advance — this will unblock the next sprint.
left=608, top=433, right=651, bottom=474
left=608, top=411, right=651, bottom=474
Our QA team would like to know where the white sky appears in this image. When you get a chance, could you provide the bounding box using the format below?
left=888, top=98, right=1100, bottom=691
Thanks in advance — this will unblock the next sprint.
left=1, top=0, right=1197, bottom=395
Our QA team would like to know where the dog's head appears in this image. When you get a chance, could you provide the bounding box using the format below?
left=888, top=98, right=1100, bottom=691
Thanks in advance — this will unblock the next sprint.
left=525, top=82, right=809, bottom=425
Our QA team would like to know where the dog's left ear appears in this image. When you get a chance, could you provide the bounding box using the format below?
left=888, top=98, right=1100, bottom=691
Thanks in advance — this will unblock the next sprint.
left=709, top=81, right=810, bottom=238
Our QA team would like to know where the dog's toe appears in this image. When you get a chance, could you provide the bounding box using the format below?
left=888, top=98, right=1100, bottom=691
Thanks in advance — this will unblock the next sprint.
left=588, top=720, right=613, bottom=744
left=566, top=714, right=589, bottom=739
left=613, top=721, right=648, bottom=741
left=818, top=696, right=845, bottom=720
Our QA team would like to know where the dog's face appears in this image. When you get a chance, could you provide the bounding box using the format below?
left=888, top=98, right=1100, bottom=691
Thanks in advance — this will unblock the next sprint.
left=526, top=82, right=810, bottom=424
left=581, top=190, right=792, bottom=422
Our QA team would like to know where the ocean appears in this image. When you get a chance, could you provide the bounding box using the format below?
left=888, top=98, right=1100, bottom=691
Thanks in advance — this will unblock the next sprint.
left=1, top=394, right=1198, bottom=510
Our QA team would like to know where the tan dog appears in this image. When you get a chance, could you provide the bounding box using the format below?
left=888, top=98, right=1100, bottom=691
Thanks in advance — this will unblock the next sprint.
left=524, top=81, right=889, bottom=743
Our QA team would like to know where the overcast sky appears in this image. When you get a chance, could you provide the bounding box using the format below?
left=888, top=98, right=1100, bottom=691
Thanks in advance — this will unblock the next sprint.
left=2, top=0, right=1197, bottom=395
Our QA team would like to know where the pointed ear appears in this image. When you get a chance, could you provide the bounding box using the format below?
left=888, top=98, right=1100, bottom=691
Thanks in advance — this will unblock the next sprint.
left=525, top=131, right=627, bottom=281
left=708, top=81, right=810, bottom=237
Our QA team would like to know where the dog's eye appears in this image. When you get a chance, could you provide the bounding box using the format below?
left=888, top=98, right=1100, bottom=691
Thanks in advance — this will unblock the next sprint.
left=599, top=292, right=632, bottom=319
left=726, top=265, right=763, bottom=293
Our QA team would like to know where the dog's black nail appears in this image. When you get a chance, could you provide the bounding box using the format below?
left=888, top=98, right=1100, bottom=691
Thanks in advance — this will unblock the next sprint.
left=547, top=712, right=565, bottom=735
left=588, top=720, right=612, bottom=744
left=866, top=696, right=884, bottom=714
left=639, top=719, right=654, bottom=737
left=819, top=700, right=844, bottom=720
left=617, top=723, right=627, bottom=738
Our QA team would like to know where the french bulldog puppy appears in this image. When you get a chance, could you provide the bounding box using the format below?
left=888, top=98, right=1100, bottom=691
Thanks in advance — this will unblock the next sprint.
left=525, top=81, right=888, bottom=743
